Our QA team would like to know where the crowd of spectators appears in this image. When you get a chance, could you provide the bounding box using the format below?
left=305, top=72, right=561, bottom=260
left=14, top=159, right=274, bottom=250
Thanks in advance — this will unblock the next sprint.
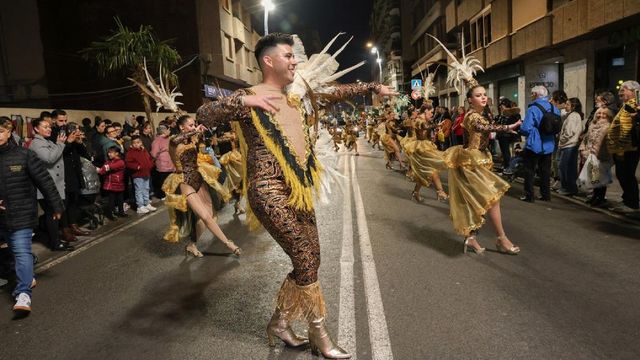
left=0, top=108, right=240, bottom=315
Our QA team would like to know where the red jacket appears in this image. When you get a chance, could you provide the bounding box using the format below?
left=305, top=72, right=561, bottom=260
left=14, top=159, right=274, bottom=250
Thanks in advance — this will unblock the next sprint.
left=97, top=158, right=125, bottom=192
left=125, top=146, right=154, bottom=178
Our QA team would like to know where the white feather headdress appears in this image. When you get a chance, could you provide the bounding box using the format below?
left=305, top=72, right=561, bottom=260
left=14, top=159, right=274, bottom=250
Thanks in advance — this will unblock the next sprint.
left=287, top=33, right=366, bottom=113
left=426, top=33, right=483, bottom=93
left=129, top=59, right=184, bottom=114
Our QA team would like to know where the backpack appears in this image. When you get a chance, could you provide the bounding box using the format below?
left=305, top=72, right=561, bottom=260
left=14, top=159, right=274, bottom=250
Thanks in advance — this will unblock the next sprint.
left=530, top=103, right=562, bottom=135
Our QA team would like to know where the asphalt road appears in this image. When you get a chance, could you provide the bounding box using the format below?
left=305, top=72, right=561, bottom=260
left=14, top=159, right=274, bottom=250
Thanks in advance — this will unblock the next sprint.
left=1, top=134, right=639, bottom=360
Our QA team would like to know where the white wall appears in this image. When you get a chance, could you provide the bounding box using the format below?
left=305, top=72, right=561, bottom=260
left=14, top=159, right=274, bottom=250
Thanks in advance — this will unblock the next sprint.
left=563, top=59, right=587, bottom=111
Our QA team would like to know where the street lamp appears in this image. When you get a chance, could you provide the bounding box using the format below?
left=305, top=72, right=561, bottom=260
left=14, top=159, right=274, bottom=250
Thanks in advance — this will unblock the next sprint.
left=370, top=46, right=383, bottom=81
left=262, top=0, right=275, bottom=35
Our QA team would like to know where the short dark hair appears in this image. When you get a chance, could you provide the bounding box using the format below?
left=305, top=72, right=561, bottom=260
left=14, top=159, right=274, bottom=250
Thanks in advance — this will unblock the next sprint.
left=135, top=115, right=145, bottom=124
left=82, top=117, right=91, bottom=127
left=31, top=117, right=47, bottom=129
left=39, top=111, right=52, bottom=120
left=51, top=109, right=66, bottom=118
left=130, top=135, right=141, bottom=142
left=107, top=146, right=121, bottom=155
left=112, top=122, right=122, bottom=128
left=254, top=32, right=294, bottom=67
left=0, top=116, right=13, bottom=130
left=551, top=90, right=568, bottom=104
left=177, top=114, right=192, bottom=126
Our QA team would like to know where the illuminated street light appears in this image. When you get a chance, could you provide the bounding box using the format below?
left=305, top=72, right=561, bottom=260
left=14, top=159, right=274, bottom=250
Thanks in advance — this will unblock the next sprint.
left=262, top=0, right=275, bottom=35
left=366, top=42, right=373, bottom=48
left=369, top=46, right=383, bottom=81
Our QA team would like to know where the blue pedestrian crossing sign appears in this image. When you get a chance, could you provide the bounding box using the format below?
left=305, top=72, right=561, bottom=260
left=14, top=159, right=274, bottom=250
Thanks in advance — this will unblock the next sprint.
left=411, top=79, right=422, bottom=90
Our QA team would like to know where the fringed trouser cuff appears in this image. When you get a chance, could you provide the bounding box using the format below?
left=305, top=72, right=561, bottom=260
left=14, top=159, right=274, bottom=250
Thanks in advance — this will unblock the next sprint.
left=275, top=276, right=326, bottom=322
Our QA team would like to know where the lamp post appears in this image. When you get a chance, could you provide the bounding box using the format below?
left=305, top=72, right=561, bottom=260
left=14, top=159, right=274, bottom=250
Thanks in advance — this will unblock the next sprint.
left=369, top=46, right=383, bottom=82
left=261, top=0, right=275, bottom=35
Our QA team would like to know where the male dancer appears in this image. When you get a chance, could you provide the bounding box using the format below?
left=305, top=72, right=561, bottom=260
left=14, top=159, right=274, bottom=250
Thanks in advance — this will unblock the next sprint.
left=197, top=33, right=396, bottom=359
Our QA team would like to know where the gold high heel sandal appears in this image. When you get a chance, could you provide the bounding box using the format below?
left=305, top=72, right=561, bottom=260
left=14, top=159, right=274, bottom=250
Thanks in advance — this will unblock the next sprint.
left=496, top=235, right=520, bottom=255
left=221, top=239, right=242, bottom=256
left=436, top=190, right=449, bottom=202
left=308, top=317, right=351, bottom=359
left=185, top=243, right=204, bottom=258
left=266, top=307, right=309, bottom=347
left=463, top=236, right=485, bottom=254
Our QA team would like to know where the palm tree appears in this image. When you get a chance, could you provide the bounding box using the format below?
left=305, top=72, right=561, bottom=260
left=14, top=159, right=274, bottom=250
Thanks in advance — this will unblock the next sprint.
left=80, top=17, right=181, bottom=124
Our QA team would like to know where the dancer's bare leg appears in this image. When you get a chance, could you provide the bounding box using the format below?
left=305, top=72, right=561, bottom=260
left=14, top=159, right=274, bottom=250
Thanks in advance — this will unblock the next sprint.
left=180, top=183, right=241, bottom=254
left=487, top=202, right=515, bottom=248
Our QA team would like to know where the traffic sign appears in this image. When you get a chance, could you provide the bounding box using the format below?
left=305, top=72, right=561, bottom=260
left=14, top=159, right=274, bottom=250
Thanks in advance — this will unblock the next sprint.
left=410, top=79, right=422, bottom=90
left=411, top=90, right=422, bottom=100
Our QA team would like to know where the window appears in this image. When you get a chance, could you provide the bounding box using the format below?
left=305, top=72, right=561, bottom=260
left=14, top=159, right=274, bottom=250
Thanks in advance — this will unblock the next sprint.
left=245, top=47, right=252, bottom=70
left=224, top=33, right=234, bottom=61
left=469, top=8, right=492, bottom=51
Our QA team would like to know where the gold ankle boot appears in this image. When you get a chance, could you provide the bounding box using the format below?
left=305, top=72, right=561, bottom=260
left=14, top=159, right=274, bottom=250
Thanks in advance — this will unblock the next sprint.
left=308, top=317, right=351, bottom=359
left=266, top=307, right=309, bottom=347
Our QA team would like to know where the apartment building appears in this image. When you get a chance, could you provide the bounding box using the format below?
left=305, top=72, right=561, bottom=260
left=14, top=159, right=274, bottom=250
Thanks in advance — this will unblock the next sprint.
left=404, top=0, right=640, bottom=113
left=0, top=0, right=261, bottom=112
left=370, top=0, right=405, bottom=91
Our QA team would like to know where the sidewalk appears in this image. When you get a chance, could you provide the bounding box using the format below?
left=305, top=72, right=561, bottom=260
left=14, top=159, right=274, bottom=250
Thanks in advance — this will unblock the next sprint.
left=33, top=201, right=165, bottom=271
left=496, top=160, right=640, bottom=222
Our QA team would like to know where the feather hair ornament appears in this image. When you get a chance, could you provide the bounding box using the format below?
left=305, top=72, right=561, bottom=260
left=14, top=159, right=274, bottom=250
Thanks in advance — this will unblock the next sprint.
left=128, top=58, right=184, bottom=114
left=426, top=33, right=484, bottom=93
left=417, top=63, right=439, bottom=98
left=287, top=33, right=366, bottom=113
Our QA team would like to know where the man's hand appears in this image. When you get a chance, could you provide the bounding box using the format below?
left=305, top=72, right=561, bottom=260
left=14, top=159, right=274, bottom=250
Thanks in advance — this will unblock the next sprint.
left=242, top=95, right=282, bottom=115
left=52, top=212, right=62, bottom=220
left=0, top=200, right=5, bottom=211
left=377, top=85, right=399, bottom=97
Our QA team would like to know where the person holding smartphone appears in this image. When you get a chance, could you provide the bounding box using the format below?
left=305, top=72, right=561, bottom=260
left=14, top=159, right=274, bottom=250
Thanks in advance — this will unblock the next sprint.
left=606, top=80, right=640, bottom=213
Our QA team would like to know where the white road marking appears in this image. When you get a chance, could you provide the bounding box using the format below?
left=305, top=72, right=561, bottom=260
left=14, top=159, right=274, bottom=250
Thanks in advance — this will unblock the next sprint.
left=352, top=155, right=394, bottom=360
left=36, top=210, right=164, bottom=273
left=338, top=155, right=357, bottom=357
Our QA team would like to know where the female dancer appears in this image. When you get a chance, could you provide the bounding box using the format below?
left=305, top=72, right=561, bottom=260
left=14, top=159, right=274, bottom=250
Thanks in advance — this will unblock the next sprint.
left=380, top=110, right=405, bottom=170
left=162, top=115, right=241, bottom=257
left=444, top=85, right=522, bottom=254
left=404, top=103, right=449, bottom=203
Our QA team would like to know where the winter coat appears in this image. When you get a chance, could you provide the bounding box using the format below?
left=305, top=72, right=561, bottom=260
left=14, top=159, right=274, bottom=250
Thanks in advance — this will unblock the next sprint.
left=125, top=146, right=154, bottom=178
left=579, top=116, right=612, bottom=162
left=559, top=111, right=584, bottom=149
left=97, top=158, right=126, bottom=192
left=63, top=142, right=89, bottom=193
left=520, top=98, right=559, bottom=154
left=28, top=134, right=66, bottom=200
left=0, top=141, right=64, bottom=231
left=150, top=135, right=175, bottom=172
left=607, top=98, right=637, bottom=155
left=140, top=134, right=153, bottom=152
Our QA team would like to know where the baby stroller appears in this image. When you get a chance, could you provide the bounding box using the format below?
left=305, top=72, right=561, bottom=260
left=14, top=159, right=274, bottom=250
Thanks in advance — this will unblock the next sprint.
left=79, top=157, right=105, bottom=230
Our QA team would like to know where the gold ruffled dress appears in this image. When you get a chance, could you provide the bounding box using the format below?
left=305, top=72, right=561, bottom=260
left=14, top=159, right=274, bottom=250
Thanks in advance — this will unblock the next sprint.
left=162, top=132, right=230, bottom=242
left=380, top=121, right=400, bottom=161
left=443, top=111, right=511, bottom=236
left=219, top=148, right=243, bottom=194
left=404, top=118, right=446, bottom=186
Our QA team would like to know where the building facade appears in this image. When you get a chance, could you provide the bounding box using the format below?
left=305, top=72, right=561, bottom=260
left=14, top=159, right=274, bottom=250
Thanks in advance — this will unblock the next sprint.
left=0, top=0, right=261, bottom=113
left=370, top=0, right=405, bottom=92
left=404, top=0, right=640, bottom=114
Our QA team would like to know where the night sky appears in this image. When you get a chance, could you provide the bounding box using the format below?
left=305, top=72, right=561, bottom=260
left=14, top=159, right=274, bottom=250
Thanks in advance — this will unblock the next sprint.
left=249, top=0, right=374, bottom=83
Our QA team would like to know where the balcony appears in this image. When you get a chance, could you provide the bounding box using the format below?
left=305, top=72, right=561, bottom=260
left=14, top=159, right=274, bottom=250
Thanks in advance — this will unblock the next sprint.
left=467, top=47, right=485, bottom=68
left=232, top=17, right=246, bottom=44
left=511, top=16, right=552, bottom=59
left=485, top=36, right=511, bottom=67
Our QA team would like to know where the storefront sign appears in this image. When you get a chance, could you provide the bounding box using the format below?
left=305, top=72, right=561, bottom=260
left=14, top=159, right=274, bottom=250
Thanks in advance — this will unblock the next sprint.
left=525, top=64, right=559, bottom=95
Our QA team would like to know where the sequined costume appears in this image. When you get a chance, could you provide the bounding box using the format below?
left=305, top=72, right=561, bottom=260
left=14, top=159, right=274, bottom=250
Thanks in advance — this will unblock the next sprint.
left=404, top=116, right=446, bottom=187
left=380, top=120, right=401, bottom=162
left=197, top=81, right=381, bottom=321
left=162, top=131, right=230, bottom=242
left=443, top=110, right=511, bottom=235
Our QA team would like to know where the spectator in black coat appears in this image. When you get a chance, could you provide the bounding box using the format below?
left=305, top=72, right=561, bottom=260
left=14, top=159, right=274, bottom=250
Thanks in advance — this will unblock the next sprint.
left=0, top=117, right=64, bottom=315
left=63, top=122, right=91, bottom=237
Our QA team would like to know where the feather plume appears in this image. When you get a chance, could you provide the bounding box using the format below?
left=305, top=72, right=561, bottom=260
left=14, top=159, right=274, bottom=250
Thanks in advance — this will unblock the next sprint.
left=129, top=58, right=183, bottom=114
left=426, top=34, right=483, bottom=93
